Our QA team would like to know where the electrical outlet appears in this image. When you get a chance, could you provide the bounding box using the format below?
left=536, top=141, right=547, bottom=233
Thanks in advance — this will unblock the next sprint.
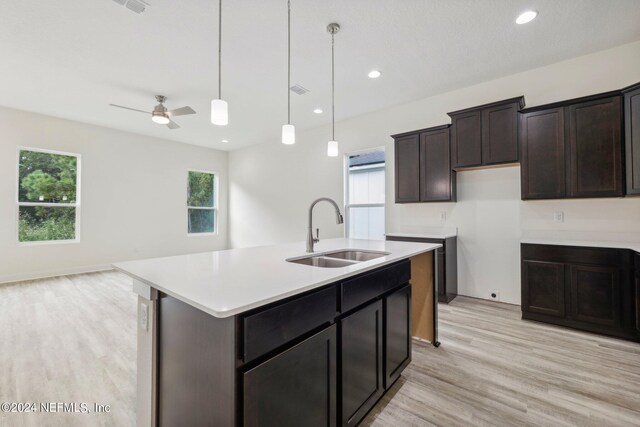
left=489, top=291, right=500, bottom=301
left=440, top=211, right=447, bottom=222
left=140, top=302, right=149, bottom=331
left=553, top=211, right=564, bottom=223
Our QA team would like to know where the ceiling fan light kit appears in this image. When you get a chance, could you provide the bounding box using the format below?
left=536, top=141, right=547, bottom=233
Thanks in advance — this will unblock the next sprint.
left=211, top=0, right=229, bottom=126
left=109, top=95, right=195, bottom=130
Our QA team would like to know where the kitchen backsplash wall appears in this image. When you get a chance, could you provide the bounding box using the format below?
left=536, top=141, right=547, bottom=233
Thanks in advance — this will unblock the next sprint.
left=229, top=40, right=640, bottom=304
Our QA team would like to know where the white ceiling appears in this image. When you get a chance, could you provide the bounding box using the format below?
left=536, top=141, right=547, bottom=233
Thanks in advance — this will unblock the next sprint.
left=1, top=0, right=639, bottom=151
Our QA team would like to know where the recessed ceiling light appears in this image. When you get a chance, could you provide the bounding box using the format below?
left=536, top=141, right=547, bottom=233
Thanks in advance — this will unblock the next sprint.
left=313, top=108, right=323, bottom=114
left=516, top=10, right=538, bottom=24
left=368, top=70, right=382, bottom=79
left=221, top=139, right=229, bottom=143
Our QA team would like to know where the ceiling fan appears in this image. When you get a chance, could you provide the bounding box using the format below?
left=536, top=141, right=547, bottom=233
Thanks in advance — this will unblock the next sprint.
left=109, top=95, right=196, bottom=129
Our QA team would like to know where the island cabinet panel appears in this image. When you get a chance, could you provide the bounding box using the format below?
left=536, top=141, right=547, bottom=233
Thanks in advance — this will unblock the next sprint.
left=450, top=110, right=482, bottom=168
left=519, top=108, right=566, bottom=199
left=394, top=134, right=421, bottom=203
left=242, top=325, right=337, bottom=427
left=419, top=127, right=456, bottom=202
left=340, top=299, right=384, bottom=427
left=242, top=286, right=337, bottom=363
left=384, top=284, right=412, bottom=389
left=341, top=259, right=410, bottom=313
left=481, top=101, right=520, bottom=165
left=624, top=84, right=640, bottom=195
left=522, top=260, right=565, bottom=317
left=567, top=96, right=623, bottom=198
left=158, top=295, right=237, bottom=427
left=521, top=244, right=637, bottom=342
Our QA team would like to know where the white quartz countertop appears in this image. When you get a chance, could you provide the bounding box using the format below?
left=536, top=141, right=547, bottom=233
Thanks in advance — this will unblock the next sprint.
left=386, top=231, right=457, bottom=240
left=114, top=238, right=440, bottom=318
left=521, top=238, right=640, bottom=253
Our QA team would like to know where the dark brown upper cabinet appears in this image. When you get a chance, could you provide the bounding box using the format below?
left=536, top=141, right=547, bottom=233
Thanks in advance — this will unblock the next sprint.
left=448, top=97, right=525, bottom=169
left=624, top=83, right=640, bottom=196
left=520, top=91, right=624, bottom=200
left=392, top=125, right=456, bottom=203
left=394, top=134, right=420, bottom=203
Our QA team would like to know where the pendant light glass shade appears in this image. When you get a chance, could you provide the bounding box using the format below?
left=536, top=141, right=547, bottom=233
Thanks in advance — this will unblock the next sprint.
left=282, top=124, right=296, bottom=145
left=327, top=140, right=338, bottom=157
left=211, top=99, right=228, bottom=126
left=282, top=0, right=295, bottom=145
left=211, top=0, right=228, bottom=126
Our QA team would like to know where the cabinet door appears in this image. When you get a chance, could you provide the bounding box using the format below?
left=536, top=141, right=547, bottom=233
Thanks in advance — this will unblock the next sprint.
left=625, top=87, right=640, bottom=196
left=340, top=300, right=383, bottom=427
left=569, top=265, right=621, bottom=327
left=568, top=96, right=623, bottom=198
left=419, top=127, right=454, bottom=202
left=450, top=110, right=482, bottom=168
left=384, top=284, right=411, bottom=389
left=635, top=272, right=640, bottom=333
left=243, top=325, right=337, bottom=427
left=394, top=134, right=420, bottom=203
left=482, top=102, right=519, bottom=165
left=519, top=108, right=566, bottom=199
left=522, top=260, right=565, bottom=317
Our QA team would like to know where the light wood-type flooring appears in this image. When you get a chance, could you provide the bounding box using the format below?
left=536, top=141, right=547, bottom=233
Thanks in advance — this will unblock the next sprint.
left=1, top=271, right=639, bottom=426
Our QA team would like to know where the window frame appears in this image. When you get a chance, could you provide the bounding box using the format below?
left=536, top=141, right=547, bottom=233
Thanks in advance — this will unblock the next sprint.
left=344, top=147, right=386, bottom=240
left=187, top=169, right=218, bottom=236
left=15, top=146, right=82, bottom=246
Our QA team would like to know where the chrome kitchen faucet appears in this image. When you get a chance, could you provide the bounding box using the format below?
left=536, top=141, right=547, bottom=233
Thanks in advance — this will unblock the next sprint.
left=307, top=198, right=344, bottom=252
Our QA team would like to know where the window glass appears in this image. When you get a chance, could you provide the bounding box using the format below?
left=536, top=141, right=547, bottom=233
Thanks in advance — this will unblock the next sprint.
left=187, top=171, right=216, bottom=234
left=346, top=150, right=385, bottom=240
left=17, top=149, right=79, bottom=243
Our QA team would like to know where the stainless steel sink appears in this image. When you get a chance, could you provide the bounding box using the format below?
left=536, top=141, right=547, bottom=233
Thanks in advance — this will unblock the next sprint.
left=323, top=250, right=389, bottom=262
left=287, top=256, right=358, bottom=268
left=286, top=249, right=389, bottom=268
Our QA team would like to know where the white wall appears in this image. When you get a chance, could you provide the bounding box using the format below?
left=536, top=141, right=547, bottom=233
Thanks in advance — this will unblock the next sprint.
left=229, top=40, right=640, bottom=305
left=0, top=106, right=228, bottom=283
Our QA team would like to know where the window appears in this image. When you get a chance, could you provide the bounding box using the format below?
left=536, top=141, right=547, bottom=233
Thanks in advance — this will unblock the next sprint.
left=187, top=170, right=217, bottom=234
left=345, top=149, right=385, bottom=240
left=17, top=148, right=80, bottom=243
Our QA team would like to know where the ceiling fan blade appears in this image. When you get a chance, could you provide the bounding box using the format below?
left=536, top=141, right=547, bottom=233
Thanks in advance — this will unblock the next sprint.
left=166, top=120, right=180, bottom=130
left=167, top=106, right=196, bottom=117
left=109, top=104, right=150, bottom=114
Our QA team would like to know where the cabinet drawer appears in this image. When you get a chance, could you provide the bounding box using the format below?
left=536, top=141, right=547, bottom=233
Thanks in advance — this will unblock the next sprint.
left=341, top=260, right=410, bottom=313
left=242, top=286, right=337, bottom=363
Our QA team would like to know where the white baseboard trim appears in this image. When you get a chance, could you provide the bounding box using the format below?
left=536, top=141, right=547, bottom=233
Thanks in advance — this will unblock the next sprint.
left=0, top=264, right=114, bottom=285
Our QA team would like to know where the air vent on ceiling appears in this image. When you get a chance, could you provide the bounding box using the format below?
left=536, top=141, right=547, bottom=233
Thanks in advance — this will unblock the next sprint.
left=290, top=85, right=309, bottom=95
left=112, top=0, right=148, bottom=14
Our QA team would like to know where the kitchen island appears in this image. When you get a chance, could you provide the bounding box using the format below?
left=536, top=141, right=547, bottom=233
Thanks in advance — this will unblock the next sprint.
left=115, top=238, right=440, bottom=427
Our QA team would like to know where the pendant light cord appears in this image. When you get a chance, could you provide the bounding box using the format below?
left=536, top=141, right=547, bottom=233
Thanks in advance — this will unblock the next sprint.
left=218, top=0, right=222, bottom=100
left=331, top=31, right=335, bottom=141
left=287, top=0, right=291, bottom=125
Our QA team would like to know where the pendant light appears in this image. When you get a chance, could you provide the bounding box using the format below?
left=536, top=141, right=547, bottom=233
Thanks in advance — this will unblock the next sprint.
left=327, top=23, right=340, bottom=157
left=211, top=0, right=228, bottom=126
left=281, top=0, right=295, bottom=145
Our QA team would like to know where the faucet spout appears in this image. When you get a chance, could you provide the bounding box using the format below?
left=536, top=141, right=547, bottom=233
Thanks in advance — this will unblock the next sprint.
left=307, top=197, right=344, bottom=252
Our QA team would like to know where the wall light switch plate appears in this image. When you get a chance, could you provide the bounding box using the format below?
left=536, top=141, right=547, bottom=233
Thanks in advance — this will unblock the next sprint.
left=553, top=211, right=564, bottom=223
left=440, top=211, right=447, bottom=222
left=140, top=302, right=149, bottom=331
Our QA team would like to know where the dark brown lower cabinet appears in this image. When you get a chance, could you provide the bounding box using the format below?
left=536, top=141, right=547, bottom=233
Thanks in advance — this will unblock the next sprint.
left=522, top=260, right=565, bottom=317
left=635, top=253, right=640, bottom=333
left=521, top=244, right=638, bottom=342
left=340, top=300, right=384, bottom=427
left=384, top=285, right=411, bottom=389
left=243, top=325, right=337, bottom=427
